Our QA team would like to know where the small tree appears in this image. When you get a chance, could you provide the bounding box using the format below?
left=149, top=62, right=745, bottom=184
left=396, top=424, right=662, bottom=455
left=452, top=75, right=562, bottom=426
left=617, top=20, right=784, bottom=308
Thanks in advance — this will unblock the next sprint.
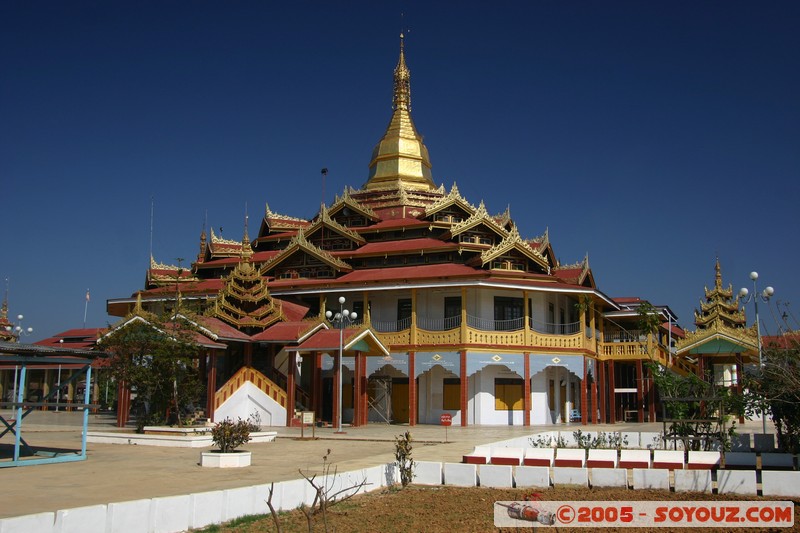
left=638, top=302, right=739, bottom=451
left=744, top=340, right=800, bottom=452
left=394, top=431, right=415, bottom=487
left=101, top=314, right=202, bottom=430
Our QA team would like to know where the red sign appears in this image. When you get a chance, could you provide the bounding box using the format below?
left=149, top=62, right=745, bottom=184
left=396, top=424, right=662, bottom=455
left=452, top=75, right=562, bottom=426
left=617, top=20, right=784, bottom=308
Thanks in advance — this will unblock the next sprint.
left=440, top=413, right=452, bottom=426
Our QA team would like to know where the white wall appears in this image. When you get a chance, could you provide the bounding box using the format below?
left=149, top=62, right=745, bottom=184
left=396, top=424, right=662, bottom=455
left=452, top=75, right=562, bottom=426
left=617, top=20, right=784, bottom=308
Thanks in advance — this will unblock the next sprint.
left=214, top=382, right=287, bottom=427
left=417, top=364, right=462, bottom=425
left=471, top=365, right=524, bottom=426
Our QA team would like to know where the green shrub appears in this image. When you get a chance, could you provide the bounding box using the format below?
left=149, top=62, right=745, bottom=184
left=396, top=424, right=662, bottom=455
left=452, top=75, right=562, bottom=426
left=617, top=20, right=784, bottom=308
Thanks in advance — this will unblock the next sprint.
left=211, top=417, right=252, bottom=453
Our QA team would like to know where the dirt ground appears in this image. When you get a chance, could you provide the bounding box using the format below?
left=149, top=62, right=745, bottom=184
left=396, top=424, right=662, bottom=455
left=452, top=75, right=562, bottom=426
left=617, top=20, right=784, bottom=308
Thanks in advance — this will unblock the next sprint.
left=201, top=485, right=800, bottom=533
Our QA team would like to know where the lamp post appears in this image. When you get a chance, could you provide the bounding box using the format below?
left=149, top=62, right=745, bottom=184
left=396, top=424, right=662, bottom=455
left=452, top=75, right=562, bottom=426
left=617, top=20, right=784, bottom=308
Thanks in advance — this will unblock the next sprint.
left=325, top=296, right=357, bottom=434
left=738, top=271, right=774, bottom=434
left=5, top=314, right=33, bottom=410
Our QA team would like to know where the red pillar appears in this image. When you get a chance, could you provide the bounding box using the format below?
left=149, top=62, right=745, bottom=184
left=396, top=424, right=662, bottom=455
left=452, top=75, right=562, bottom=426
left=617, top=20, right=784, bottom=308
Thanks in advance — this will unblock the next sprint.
left=736, top=353, right=745, bottom=424
left=244, top=343, right=253, bottom=368
left=636, top=359, right=644, bottom=423
left=353, top=352, right=367, bottom=427
left=591, top=362, right=598, bottom=424
left=460, top=350, right=468, bottom=426
left=360, top=354, right=369, bottom=426
left=581, top=358, right=589, bottom=426
left=206, top=353, right=217, bottom=422
left=116, top=380, right=130, bottom=428
left=608, top=360, right=616, bottom=424
left=287, top=355, right=296, bottom=427
left=313, top=351, right=322, bottom=421
left=598, top=360, right=606, bottom=424
left=408, top=352, right=417, bottom=426
left=523, top=352, right=531, bottom=426
left=352, top=353, right=361, bottom=427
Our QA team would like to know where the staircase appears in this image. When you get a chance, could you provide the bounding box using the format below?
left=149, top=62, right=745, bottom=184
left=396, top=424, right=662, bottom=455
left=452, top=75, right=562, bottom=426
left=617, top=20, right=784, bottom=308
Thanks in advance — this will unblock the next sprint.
left=213, top=367, right=288, bottom=426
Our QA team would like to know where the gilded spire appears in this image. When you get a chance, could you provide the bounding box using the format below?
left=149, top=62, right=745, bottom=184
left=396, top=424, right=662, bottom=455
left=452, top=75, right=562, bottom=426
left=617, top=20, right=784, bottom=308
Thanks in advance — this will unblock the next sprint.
left=393, top=33, right=411, bottom=111
left=364, top=34, right=436, bottom=192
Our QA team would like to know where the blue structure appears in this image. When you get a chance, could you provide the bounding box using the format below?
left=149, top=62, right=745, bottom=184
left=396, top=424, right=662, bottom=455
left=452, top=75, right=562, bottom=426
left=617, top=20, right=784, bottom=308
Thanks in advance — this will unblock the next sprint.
left=0, top=341, right=101, bottom=467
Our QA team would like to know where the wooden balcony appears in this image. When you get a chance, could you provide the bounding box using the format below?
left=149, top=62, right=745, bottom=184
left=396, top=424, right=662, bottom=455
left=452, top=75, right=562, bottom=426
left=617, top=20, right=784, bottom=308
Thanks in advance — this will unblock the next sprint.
left=600, top=339, right=697, bottom=376
left=373, top=319, right=590, bottom=351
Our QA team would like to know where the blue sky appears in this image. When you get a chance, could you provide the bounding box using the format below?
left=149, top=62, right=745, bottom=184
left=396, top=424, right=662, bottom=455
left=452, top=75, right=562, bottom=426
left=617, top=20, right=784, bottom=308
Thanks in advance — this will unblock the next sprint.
left=2, top=1, right=798, bottom=341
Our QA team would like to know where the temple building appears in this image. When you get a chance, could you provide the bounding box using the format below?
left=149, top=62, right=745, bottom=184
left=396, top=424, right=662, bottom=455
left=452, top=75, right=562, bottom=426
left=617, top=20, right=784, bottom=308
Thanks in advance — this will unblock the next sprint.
left=675, top=259, right=759, bottom=422
left=19, top=38, right=696, bottom=427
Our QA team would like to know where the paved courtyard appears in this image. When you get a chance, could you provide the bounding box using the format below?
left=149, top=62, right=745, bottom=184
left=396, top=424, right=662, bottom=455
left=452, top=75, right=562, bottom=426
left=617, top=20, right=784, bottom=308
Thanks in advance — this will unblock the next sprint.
left=0, top=411, right=774, bottom=519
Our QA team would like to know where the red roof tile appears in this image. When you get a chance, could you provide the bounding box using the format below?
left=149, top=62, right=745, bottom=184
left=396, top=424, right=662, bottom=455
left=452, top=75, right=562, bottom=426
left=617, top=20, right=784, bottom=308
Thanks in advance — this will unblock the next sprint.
left=289, top=328, right=362, bottom=351
left=34, top=328, right=106, bottom=349
left=197, top=251, right=280, bottom=268
left=280, top=299, right=311, bottom=322
left=191, top=316, right=252, bottom=341
left=335, top=263, right=484, bottom=283
left=337, top=238, right=456, bottom=256
left=251, top=321, right=324, bottom=342
left=354, top=218, right=429, bottom=232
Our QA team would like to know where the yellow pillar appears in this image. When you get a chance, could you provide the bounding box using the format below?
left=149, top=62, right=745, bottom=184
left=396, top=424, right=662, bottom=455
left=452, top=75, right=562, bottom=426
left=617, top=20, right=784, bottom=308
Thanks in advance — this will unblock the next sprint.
left=363, top=291, right=370, bottom=326
left=523, top=290, right=530, bottom=345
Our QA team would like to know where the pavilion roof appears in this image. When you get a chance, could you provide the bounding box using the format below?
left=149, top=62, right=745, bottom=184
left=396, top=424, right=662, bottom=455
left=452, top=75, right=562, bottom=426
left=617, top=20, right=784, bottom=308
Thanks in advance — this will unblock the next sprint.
left=251, top=321, right=327, bottom=342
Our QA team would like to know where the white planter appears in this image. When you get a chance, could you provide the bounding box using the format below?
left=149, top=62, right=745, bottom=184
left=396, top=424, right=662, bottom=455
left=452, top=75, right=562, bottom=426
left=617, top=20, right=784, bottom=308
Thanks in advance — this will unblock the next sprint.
left=200, top=450, right=252, bottom=468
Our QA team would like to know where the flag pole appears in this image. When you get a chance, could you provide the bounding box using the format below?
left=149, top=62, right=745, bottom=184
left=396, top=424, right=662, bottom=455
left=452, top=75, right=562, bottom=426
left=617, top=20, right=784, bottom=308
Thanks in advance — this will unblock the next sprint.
left=83, top=289, right=90, bottom=328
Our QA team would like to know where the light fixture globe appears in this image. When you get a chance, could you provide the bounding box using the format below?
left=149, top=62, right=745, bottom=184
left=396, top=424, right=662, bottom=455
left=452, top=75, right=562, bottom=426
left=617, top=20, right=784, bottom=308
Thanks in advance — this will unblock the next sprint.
left=749, top=271, right=759, bottom=281
left=351, top=312, right=358, bottom=320
left=338, top=296, right=346, bottom=305
left=739, top=287, right=749, bottom=298
left=764, top=286, right=775, bottom=297
left=325, top=310, right=333, bottom=319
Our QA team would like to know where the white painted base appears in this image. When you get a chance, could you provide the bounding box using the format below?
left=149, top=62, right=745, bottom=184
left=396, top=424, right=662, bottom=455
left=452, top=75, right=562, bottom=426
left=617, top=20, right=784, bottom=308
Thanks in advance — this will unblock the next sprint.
left=88, top=430, right=276, bottom=448
left=200, top=451, right=252, bottom=468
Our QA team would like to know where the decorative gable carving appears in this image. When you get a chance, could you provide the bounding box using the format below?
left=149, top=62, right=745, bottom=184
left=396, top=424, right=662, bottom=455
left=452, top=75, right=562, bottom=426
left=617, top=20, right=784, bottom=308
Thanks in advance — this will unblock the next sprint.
left=260, top=229, right=353, bottom=280
left=424, top=183, right=476, bottom=222
left=305, top=204, right=366, bottom=250
left=477, top=225, right=549, bottom=272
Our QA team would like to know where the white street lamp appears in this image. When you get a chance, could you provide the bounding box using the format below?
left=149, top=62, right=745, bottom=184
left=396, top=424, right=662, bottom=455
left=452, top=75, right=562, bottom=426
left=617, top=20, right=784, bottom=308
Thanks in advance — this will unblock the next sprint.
left=738, top=271, right=774, bottom=434
left=5, top=314, right=33, bottom=411
left=325, top=296, right=357, bottom=434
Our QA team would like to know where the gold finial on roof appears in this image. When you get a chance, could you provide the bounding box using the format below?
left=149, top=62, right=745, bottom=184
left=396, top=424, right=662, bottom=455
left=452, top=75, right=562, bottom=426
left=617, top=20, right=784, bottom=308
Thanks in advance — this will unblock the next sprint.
left=394, top=32, right=411, bottom=111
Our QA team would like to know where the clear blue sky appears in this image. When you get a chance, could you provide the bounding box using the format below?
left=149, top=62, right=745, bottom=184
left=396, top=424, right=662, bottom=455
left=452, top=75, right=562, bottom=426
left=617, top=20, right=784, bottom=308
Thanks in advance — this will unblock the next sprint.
left=2, top=1, right=798, bottom=341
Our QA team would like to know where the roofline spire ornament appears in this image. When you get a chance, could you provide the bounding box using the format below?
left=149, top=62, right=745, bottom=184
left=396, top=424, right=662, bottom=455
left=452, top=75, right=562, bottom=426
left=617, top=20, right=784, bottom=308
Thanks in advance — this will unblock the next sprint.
left=394, top=33, right=411, bottom=112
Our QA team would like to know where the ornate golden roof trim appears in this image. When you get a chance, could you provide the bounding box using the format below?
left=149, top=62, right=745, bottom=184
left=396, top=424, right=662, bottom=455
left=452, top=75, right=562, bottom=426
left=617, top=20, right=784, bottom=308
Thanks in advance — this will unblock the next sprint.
left=677, top=320, right=758, bottom=353
left=259, top=229, right=352, bottom=274
left=264, top=202, right=308, bottom=224
left=448, top=201, right=508, bottom=238
left=424, top=183, right=475, bottom=218
left=330, top=188, right=378, bottom=219
left=209, top=227, right=242, bottom=247
left=307, top=205, right=366, bottom=244
left=479, top=224, right=549, bottom=269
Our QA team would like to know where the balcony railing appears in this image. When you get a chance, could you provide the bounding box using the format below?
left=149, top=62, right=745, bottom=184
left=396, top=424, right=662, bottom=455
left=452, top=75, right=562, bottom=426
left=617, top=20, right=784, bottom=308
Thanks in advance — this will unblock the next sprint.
left=467, top=315, right=524, bottom=331
left=417, top=315, right=462, bottom=331
left=372, top=316, right=412, bottom=333
left=604, top=329, right=646, bottom=343
left=371, top=314, right=582, bottom=336
left=530, top=318, right=581, bottom=335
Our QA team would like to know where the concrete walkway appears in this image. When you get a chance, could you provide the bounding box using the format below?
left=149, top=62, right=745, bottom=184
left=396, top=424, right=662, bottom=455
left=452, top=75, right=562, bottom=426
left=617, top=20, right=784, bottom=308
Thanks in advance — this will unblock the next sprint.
left=0, top=411, right=775, bottom=519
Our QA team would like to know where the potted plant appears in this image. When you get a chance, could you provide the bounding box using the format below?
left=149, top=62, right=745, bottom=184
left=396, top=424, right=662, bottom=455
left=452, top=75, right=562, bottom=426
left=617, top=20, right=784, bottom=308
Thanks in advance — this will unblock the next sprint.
left=200, top=417, right=255, bottom=468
